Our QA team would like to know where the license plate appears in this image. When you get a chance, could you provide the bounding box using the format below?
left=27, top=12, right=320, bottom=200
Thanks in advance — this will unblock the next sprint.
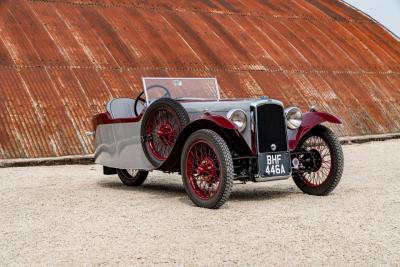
left=258, top=152, right=291, bottom=178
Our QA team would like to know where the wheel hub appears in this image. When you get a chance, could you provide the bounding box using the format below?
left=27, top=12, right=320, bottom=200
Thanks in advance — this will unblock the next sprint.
left=157, top=123, right=175, bottom=145
left=309, top=149, right=322, bottom=171
left=302, top=149, right=322, bottom=172
left=197, top=157, right=216, bottom=182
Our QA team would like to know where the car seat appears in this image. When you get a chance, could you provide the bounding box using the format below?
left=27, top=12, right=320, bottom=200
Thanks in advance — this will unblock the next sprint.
left=106, top=98, right=143, bottom=119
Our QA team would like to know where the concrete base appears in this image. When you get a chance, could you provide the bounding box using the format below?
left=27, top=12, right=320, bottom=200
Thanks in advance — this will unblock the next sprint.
left=339, top=132, right=400, bottom=144
left=0, top=155, right=94, bottom=168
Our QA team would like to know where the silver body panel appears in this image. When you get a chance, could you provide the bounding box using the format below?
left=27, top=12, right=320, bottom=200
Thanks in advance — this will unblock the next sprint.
left=94, top=121, right=153, bottom=170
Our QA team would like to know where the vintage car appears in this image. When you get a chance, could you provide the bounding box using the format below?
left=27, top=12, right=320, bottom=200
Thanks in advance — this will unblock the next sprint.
left=93, top=77, right=344, bottom=209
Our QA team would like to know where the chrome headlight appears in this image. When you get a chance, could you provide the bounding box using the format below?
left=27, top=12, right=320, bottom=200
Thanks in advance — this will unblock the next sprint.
left=285, top=107, right=303, bottom=130
left=227, top=109, right=247, bottom=132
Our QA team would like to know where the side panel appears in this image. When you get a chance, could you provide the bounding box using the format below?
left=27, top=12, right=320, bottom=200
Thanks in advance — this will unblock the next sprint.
left=94, top=120, right=154, bottom=170
left=288, top=111, right=342, bottom=150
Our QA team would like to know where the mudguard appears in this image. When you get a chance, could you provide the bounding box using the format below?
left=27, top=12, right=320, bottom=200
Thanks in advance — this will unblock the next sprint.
left=288, top=111, right=342, bottom=150
left=158, top=113, right=253, bottom=172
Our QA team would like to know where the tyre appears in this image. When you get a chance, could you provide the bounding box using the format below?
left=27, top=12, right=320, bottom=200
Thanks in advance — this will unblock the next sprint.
left=117, top=169, right=149, bottom=186
left=292, top=125, right=344, bottom=195
left=141, top=98, right=190, bottom=167
left=181, top=129, right=234, bottom=209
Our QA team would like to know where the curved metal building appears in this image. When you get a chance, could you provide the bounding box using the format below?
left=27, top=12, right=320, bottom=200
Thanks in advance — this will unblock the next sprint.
left=0, top=0, right=399, bottom=159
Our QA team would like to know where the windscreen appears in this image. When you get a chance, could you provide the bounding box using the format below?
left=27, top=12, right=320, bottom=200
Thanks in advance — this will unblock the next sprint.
left=142, top=77, right=220, bottom=104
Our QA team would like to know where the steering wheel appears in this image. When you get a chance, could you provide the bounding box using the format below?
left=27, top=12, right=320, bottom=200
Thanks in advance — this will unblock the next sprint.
left=134, top=85, right=172, bottom=116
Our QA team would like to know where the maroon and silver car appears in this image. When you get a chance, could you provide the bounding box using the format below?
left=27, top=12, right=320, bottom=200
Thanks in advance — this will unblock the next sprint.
left=93, top=78, right=344, bottom=209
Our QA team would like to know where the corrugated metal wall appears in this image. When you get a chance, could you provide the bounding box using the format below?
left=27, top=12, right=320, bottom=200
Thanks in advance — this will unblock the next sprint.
left=0, top=0, right=399, bottom=159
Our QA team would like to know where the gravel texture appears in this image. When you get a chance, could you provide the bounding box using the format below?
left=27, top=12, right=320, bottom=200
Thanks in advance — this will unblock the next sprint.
left=1, top=140, right=399, bottom=266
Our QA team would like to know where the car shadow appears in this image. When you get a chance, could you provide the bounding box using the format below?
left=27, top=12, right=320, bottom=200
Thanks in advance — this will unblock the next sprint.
left=98, top=179, right=300, bottom=202
left=98, top=180, right=185, bottom=197
left=229, top=185, right=300, bottom=201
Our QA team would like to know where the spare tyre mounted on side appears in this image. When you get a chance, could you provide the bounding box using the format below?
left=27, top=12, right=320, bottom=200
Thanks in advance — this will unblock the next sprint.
left=141, top=98, right=190, bottom=167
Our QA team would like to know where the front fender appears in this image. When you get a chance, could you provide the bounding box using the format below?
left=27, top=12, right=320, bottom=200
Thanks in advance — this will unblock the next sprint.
left=158, top=114, right=252, bottom=172
left=288, top=111, right=342, bottom=150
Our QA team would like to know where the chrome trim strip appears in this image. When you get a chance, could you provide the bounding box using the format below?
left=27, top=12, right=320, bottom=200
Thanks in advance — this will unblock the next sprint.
left=250, top=99, right=284, bottom=108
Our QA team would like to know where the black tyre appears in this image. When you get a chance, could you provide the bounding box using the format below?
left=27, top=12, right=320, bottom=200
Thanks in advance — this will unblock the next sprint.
left=141, top=98, right=190, bottom=167
left=292, top=125, right=344, bottom=195
left=117, top=169, right=149, bottom=186
left=181, top=129, right=234, bottom=209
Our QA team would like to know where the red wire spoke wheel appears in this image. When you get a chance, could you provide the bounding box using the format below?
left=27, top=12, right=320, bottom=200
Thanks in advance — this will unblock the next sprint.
left=292, top=125, right=344, bottom=196
left=146, top=108, right=179, bottom=160
left=186, top=141, right=221, bottom=200
left=141, top=98, right=189, bottom=167
left=181, top=129, right=233, bottom=209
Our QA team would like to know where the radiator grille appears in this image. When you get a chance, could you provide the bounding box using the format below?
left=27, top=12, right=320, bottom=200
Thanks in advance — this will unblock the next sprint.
left=256, top=103, right=288, bottom=153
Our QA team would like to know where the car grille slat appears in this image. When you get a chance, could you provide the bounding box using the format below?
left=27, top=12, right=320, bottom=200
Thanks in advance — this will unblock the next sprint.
left=255, top=103, right=288, bottom=153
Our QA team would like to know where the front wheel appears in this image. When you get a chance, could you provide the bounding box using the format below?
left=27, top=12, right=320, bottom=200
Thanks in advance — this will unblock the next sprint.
left=292, top=125, right=344, bottom=195
left=181, top=129, right=234, bottom=209
left=117, top=169, right=149, bottom=186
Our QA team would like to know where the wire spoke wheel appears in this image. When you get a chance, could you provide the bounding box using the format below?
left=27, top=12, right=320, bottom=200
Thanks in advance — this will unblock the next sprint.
left=186, top=141, right=221, bottom=200
left=292, top=125, right=344, bottom=196
left=145, top=107, right=180, bottom=161
left=181, top=129, right=233, bottom=209
left=127, top=169, right=139, bottom=177
left=117, top=169, right=148, bottom=186
left=300, top=136, right=332, bottom=187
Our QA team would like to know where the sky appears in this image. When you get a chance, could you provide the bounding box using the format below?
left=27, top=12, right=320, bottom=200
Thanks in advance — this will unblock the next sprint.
left=344, top=0, right=400, bottom=38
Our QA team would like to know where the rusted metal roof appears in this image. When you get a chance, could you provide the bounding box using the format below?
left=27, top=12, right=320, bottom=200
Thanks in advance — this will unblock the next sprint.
left=0, top=0, right=399, bottom=159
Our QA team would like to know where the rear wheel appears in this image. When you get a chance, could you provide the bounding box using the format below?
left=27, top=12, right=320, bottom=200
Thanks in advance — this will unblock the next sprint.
left=117, top=169, right=149, bottom=186
left=181, top=129, right=234, bottom=209
left=141, top=98, right=189, bottom=167
left=292, top=125, right=344, bottom=195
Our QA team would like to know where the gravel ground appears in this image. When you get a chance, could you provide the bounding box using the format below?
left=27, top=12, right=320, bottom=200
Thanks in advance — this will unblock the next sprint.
left=1, top=140, right=400, bottom=266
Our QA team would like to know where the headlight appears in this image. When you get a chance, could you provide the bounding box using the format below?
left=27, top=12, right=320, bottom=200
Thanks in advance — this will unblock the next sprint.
left=227, top=109, right=247, bottom=132
left=285, top=107, right=302, bottom=130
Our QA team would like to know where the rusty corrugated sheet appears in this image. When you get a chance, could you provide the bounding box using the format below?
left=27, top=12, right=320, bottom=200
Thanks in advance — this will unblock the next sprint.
left=0, top=0, right=399, bottom=159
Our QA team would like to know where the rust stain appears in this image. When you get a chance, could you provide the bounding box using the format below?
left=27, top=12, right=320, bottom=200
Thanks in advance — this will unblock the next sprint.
left=0, top=0, right=399, bottom=159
